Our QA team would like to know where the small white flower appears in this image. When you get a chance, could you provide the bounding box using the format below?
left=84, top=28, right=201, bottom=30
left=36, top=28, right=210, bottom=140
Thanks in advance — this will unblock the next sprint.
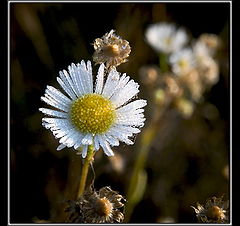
left=39, top=60, right=147, bottom=158
left=169, top=48, right=195, bottom=76
left=193, top=41, right=211, bottom=64
left=145, top=22, right=188, bottom=54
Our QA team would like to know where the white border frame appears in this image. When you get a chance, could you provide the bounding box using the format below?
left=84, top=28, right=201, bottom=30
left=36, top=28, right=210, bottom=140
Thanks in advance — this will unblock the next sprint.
left=8, top=1, right=232, bottom=225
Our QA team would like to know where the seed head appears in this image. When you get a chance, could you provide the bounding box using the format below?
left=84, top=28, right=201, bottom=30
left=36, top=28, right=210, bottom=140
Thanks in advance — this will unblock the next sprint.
left=191, top=195, right=229, bottom=223
left=93, top=30, right=131, bottom=69
left=65, top=186, right=126, bottom=223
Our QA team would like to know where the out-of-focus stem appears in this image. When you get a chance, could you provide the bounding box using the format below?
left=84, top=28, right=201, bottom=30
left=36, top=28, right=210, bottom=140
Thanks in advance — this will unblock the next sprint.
left=159, top=53, right=169, bottom=73
left=125, top=98, right=171, bottom=222
left=77, top=145, right=95, bottom=198
left=125, top=123, right=159, bottom=221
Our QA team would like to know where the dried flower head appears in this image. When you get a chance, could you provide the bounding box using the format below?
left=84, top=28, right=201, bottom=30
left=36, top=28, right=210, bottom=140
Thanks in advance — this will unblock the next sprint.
left=191, top=195, right=229, bottom=223
left=163, top=74, right=183, bottom=98
left=65, top=186, right=126, bottom=223
left=199, top=33, right=221, bottom=54
left=198, top=56, right=219, bottom=86
left=139, top=65, right=160, bottom=86
left=93, top=30, right=131, bottom=69
left=180, top=69, right=203, bottom=102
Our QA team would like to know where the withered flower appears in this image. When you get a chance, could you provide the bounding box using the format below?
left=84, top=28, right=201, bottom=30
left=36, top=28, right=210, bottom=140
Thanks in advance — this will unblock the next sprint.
left=198, top=56, right=219, bottom=86
left=175, top=97, right=194, bottom=118
left=180, top=69, right=203, bottom=102
left=65, top=186, right=126, bottom=223
left=199, top=33, right=221, bottom=54
left=139, top=65, right=160, bottom=86
left=93, top=30, right=131, bottom=69
left=163, top=74, right=183, bottom=98
left=191, top=195, right=229, bottom=223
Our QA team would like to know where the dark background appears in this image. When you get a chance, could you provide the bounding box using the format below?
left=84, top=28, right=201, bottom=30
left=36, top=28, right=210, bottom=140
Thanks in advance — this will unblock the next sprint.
left=10, top=2, right=230, bottom=223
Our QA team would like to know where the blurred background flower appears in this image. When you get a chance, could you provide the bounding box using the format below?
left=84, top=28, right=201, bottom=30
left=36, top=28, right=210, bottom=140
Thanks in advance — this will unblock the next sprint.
left=10, top=2, right=230, bottom=223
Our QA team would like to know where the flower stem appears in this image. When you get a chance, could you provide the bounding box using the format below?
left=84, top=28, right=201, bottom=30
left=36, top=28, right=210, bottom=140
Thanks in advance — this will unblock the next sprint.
left=125, top=100, right=171, bottom=222
left=159, top=53, right=169, bottom=73
left=77, top=145, right=95, bottom=198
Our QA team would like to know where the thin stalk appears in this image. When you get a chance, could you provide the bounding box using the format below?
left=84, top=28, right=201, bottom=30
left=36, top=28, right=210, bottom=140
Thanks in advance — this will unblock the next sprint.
left=159, top=53, right=169, bottom=73
left=77, top=145, right=95, bottom=198
left=125, top=100, right=171, bottom=222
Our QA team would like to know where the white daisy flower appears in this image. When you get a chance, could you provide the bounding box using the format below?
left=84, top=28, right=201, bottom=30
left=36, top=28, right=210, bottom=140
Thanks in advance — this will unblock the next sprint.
left=169, top=48, right=195, bottom=76
left=39, top=60, right=147, bottom=158
left=145, top=22, right=188, bottom=54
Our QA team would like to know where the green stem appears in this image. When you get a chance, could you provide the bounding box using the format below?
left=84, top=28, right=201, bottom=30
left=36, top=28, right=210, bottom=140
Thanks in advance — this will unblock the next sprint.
left=77, top=145, right=95, bottom=198
left=159, top=53, right=169, bottom=73
left=125, top=123, right=159, bottom=222
left=125, top=100, right=171, bottom=222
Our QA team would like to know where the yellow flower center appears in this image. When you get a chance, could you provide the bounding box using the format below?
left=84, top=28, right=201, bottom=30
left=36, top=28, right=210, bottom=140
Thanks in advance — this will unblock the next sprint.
left=178, top=59, right=189, bottom=69
left=70, top=94, right=116, bottom=134
left=164, top=37, right=172, bottom=46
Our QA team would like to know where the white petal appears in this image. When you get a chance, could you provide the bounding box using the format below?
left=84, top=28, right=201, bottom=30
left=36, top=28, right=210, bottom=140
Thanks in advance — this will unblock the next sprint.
left=110, top=73, right=129, bottom=98
left=94, top=135, right=100, bottom=151
left=98, top=136, right=114, bottom=156
left=86, top=61, right=93, bottom=92
left=57, top=74, right=77, bottom=100
left=42, top=122, right=52, bottom=129
left=45, top=85, right=71, bottom=105
left=76, top=61, right=93, bottom=94
left=63, top=69, right=80, bottom=97
left=113, top=125, right=141, bottom=134
left=47, top=120, right=73, bottom=134
left=73, top=134, right=85, bottom=149
left=95, top=64, right=105, bottom=94
left=102, top=69, right=120, bottom=98
left=57, top=143, right=66, bottom=151
left=39, top=108, right=68, bottom=118
left=59, top=129, right=78, bottom=144
left=173, top=28, right=188, bottom=51
left=120, top=137, right=134, bottom=145
left=42, top=118, right=77, bottom=141
left=110, top=79, right=139, bottom=108
left=106, top=129, right=134, bottom=145
left=45, top=92, right=69, bottom=110
left=116, top=111, right=145, bottom=122
left=81, top=134, right=93, bottom=145
left=64, top=130, right=83, bottom=148
left=53, top=129, right=68, bottom=139
left=116, top=99, right=147, bottom=113
left=72, top=63, right=88, bottom=95
left=68, top=64, right=83, bottom=96
left=42, top=117, right=68, bottom=125
left=108, top=126, right=132, bottom=137
left=116, top=116, right=146, bottom=127
left=81, top=145, right=88, bottom=158
left=41, top=96, right=69, bottom=112
left=105, top=135, right=120, bottom=146
left=87, top=60, right=93, bottom=76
